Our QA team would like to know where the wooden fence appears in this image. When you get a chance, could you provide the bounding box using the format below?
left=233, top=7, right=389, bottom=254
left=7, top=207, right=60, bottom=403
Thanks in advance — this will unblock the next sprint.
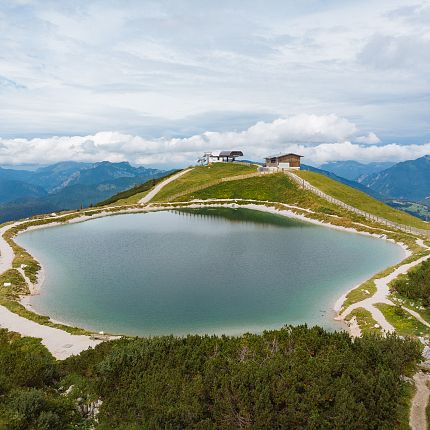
left=285, top=171, right=430, bottom=238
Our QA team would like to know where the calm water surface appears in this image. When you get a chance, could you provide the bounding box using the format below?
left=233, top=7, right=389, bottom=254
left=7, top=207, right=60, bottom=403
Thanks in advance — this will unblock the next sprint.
left=16, top=209, right=404, bottom=336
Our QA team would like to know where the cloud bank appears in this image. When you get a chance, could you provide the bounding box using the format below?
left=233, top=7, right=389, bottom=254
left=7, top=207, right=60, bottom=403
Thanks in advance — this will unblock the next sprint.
left=1, top=114, right=429, bottom=167
left=0, top=1, right=430, bottom=143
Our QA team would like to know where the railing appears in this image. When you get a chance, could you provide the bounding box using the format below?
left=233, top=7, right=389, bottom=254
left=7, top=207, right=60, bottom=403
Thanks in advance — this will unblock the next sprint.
left=285, top=171, right=430, bottom=238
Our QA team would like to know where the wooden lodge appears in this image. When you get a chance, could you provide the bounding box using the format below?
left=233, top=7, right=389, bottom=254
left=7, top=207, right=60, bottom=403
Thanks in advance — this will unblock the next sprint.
left=264, top=153, right=303, bottom=170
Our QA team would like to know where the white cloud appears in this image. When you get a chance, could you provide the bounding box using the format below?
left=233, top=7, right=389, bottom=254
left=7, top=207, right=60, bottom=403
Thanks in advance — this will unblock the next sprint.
left=355, top=132, right=381, bottom=144
left=294, top=141, right=430, bottom=164
left=0, top=0, right=429, bottom=142
left=0, top=114, right=428, bottom=167
left=358, top=33, right=430, bottom=71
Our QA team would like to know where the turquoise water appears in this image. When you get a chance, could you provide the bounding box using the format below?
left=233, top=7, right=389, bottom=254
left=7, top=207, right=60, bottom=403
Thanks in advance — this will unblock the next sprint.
left=16, top=208, right=404, bottom=336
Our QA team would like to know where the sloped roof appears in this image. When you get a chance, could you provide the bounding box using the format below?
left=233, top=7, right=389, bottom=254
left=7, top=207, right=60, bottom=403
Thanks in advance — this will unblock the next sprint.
left=219, top=150, right=244, bottom=157
left=265, top=153, right=303, bottom=159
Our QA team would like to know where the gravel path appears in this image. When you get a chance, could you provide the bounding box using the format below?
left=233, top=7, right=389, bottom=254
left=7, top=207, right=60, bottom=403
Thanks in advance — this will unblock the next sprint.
left=340, top=239, right=430, bottom=332
left=139, top=168, right=193, bottom=204
left=0, top=304, right=102, bottom=359
left=410, top=372, right=430, bottom=430
left=0, top=222, right=24, bottom=274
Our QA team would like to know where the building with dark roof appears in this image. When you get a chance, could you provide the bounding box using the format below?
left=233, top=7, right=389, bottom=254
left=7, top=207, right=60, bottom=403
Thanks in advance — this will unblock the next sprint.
left=198, top=150, right=244, bottom=165
left=264, top=153, right=303, bottom=170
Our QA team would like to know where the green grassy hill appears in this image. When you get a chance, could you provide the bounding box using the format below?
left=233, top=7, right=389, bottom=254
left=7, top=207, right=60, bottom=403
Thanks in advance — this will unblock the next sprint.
left=152, top=163, right=257, bottom=202
left=100, top=162, right=429, bottom=232
left=149, top=163, right=426, bottom=230
left=296, top=171, right=430, bottom=230
left=174, top=172, right=341, bottom=213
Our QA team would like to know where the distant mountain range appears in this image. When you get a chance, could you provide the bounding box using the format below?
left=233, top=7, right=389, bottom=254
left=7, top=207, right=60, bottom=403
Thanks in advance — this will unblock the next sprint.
left=319, top=160, right=394, bottom=181
left=0, top=161, right=168, bottom=223
left=301, top=164, right=383, bottom=199
left=358, top=155, right=430, bottom=201
left=2, top=155, right=430, bottom=224
left=319, top=156, right=430, bottom=220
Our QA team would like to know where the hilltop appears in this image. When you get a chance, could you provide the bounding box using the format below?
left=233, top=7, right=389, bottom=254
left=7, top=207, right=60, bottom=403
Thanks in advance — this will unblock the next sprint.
left=106, top=162, right=429, bottom=232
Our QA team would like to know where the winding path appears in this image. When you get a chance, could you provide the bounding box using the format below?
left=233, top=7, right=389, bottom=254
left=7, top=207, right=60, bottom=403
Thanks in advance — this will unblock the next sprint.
left=410, top=372, right=430, bottom=430
left=0, top=221, right=23, bottom=274
left=139, top=168, right=193, bottom=204
left=340, top=239, right=430, bottom=332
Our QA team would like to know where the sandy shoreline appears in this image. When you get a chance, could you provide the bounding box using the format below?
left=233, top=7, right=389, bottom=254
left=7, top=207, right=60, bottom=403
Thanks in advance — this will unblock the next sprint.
left=0, top=199, right=419, bottom=357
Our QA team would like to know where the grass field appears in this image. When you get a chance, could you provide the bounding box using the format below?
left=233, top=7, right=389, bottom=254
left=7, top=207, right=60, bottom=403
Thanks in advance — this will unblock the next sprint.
left=151, top=166, right=430, bottom=241
left=110, top=189, right=150, bottom=206
left=152, top=163, right=257, bottom=202
left=175, top=171, right=344, bottom=212
left=375, top=303, right=430, bottom=336
left=344, top=307, right=381, bottom=335
left=391, top=293, right=430, bottom=326
left=341, top=280, right=377, bottom=311
left=296, top=171, right=430, bottom=230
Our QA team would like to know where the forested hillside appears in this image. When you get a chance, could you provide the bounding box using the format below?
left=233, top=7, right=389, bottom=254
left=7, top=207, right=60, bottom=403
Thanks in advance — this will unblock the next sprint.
left=0, top=326, right=421, bottom=429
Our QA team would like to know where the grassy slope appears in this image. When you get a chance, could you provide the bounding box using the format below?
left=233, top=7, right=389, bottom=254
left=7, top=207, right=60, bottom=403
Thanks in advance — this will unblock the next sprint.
left=97, top=171, right=179, bottom=206
left=297, top=171, right=430, bottom=230
left=151, top=164, right=428, bottom=233
left=152, top=163, right=257, bottom=202
left=344, top=307, right=381, bottom=335
left=375, top=303, right=430, bottom=336
left=103, top=163, right=427, bottom=233
left=174, top=170, right=345, bottom=213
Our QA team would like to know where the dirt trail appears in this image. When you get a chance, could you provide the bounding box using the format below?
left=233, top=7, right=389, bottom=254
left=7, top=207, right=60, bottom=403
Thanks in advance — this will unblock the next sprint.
left=410, top=372, right=430, bottom=430
left=139, top=168, right=193, bottom=204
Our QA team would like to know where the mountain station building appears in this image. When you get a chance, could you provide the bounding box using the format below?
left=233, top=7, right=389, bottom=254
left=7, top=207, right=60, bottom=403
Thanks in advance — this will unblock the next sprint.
left=198, top=150, right=244, bottom=165
left=263, top=153, right=303, bottom=170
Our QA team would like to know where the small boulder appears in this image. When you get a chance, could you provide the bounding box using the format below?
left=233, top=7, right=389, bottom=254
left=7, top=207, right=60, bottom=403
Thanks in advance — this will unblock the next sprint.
left=422, top=346, right=430, bottom=360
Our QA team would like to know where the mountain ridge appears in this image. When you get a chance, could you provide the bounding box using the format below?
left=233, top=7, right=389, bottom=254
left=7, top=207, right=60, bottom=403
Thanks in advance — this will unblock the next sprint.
left=319, top=160, right=394, bottom=181
left=0, top=161, right=168, bottom=223
left=360, top=155, right=430, bottom=201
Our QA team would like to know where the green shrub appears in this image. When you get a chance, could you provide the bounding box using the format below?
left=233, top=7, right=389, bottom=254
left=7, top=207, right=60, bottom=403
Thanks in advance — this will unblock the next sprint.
left=63, top=326, right=421, bottom=429
left=392, top=259, right=430, bottom=306
left=7, top=389, right=46, bottom=429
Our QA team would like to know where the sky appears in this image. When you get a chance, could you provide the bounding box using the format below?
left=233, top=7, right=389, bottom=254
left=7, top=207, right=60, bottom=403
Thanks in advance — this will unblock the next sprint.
left=0, top=0, right=430, bottom=168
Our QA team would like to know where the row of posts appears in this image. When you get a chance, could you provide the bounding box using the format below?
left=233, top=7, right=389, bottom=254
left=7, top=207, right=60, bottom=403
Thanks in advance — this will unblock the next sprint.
left=288, top=172, right=430, bottom=239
